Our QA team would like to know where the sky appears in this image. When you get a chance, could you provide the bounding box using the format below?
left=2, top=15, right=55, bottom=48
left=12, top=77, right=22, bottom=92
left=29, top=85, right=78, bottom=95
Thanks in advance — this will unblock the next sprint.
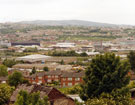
left=0, top=0, right=135, bottom=25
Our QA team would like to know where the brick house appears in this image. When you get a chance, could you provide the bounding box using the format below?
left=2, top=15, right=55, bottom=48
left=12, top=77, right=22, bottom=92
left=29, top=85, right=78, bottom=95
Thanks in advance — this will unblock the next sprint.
left=29, top=70, right=85, bottom=87
left=61, top=71, right=84, bottom=87
left=10, top=84, right=75, bottom=105
left=29, top=72, right=45, bottom=85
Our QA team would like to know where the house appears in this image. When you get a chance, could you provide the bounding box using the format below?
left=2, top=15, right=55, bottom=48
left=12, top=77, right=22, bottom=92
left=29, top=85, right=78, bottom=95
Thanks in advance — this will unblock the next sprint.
left=28, top=70, right=85, bottom=87
left=29, top=71, right=61, bottom=85
left=61, top=71, right=84, bottom=87
left=10, top=84, right=75, bottom=105
left=29, top=72, right=45, bottom=85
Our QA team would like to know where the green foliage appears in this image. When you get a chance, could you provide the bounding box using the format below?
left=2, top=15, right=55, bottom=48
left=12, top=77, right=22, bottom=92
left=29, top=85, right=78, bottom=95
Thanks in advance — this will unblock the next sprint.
left=110, top=87, right=132, bottom=105
left=43, top=66, right=49, bottom=71
left=3, top=59, right=17, bottom=67
left=8, top=71, right=24, bottom=87
left=15, top=90, right=49, bottom=105
left=52, top=50, right=78, bottom=56
left=59, top=85, right=81, bottom=94
left=128, top=51, right=135, bottom=72
left=80, top=52, right=88, bottom=57
left=128, top=81, right=135, bottom=89
left=74, top=99, right=84, bottom=105
left=0, top=84, right=14, bottom=105
left=31, top=67, right=36, bottom=74
left=86, top=88, right=133, bottom=105
left=51, top=81, right=60, bottom=86
left=51, top=50, right=88, bottom=57
left=24, top=47, right=38, bottom=52
left=0, top=65, right=8, bottom=77
left=80, top=53, right=130, bottom=101
left=86, top=97, right=116, bottom=105
left=59, top=59, right=65, bottom=65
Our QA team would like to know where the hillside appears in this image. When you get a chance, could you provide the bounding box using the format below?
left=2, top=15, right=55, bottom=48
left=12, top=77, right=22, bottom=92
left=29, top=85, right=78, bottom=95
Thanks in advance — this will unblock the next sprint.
left=19, top=20, right=117, bottom=27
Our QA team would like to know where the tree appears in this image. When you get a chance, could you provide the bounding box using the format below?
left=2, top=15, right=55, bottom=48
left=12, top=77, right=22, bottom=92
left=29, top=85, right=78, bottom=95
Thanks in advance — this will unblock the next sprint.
left=3, top=59, right=16, bottom=68
left=0, top=65, right=8, bottom=77
left=60, top=59, right=64, bottom=65
left=15, top=90, right=49, bottom=105
left=8, top=71, right=24, bottom=87
left=80, top=52, right=88, bottom=57
left=0, top=84, right=13, bottom=105
left=80, top=53, right=130, bottom=101
left=31, top=67, right=36, bottom=74
left=43, top=66, right=49, bottom=72
left=15, top=90, right=29, bottom=105
left=128, top=51, right=135, bottom=72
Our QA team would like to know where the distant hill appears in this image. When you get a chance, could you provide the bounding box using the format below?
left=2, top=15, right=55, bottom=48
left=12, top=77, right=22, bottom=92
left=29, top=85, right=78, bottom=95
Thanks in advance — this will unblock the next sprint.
left=19, top=20, right=118, bottom=27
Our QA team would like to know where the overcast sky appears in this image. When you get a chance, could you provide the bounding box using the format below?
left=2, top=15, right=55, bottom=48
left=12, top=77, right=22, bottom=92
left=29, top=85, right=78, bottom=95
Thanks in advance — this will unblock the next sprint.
left=0, top=0, right=135, bottom=25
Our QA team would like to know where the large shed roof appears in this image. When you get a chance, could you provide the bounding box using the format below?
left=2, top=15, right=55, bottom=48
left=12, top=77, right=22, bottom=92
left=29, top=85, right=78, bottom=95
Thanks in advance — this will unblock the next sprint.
left=16, top=54, right=51, bottom=62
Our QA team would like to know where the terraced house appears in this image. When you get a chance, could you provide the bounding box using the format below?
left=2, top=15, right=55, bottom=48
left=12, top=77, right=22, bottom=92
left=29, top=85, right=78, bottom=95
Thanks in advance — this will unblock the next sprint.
left=29, top=70, right=85, bottom=87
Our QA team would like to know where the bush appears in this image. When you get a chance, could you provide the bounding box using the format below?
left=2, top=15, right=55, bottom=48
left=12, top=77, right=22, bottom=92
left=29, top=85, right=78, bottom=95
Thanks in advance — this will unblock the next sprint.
left=43, top=67, right=49, bottom=71
left=3, top=59, right=17, bottom=68
left=86, top=98, right=116, bottom=105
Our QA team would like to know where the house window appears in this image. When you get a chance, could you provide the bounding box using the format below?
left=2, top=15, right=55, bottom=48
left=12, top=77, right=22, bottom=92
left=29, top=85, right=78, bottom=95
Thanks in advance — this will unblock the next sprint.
left=1, top=81, right=6, bottom=83
left=38, top=80, right=42, bottom=84
left=63, top=83, right=66, bottom=87
left=38, top=77, right=42, bottom=79
left=68, top=78, right=72, bottom=81
left=55, top=75, right=58, bottom=78
left=32, top=78, right=35, bottom=80
left=55, top=79, right=59, bottom=81
left=48, top=75, right=51, bottom=78
left=32, top=81, right=36, bottom=84
left=47, top=79, right=52, bottom=82
left=63, top=78, right=66, bottom=81
left=68, top=83, right=72, bottom=86
left=75, top=78, right=80, bottom=81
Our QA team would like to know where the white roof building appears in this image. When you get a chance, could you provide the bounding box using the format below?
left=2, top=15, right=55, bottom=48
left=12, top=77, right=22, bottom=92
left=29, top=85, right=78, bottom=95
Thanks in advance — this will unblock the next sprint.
left=50, top=42, right=76, bottom=48
left=16, top=54, right=51, bottom=62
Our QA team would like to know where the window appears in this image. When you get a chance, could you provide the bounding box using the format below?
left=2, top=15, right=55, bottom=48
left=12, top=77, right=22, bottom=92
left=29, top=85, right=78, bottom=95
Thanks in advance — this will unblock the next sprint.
left=63, top=78, right=66, bottom=81
left=54, top=79, right=59, bottom=81
left=38, top=77, right=42, bottom=79
left=1, top=81, right=6, bottom=83
left=32, top=78, right=35, bottom=80
left=32, top=81, right=36, bottom=84
left=75, top=78, right=80, bottom=81
left=68, top=78, right=72, bottom=81
left=63, top=83, right=66, bottom=87
left=47, top=79, right=52, bottom=82
left=38, top=80, right=42, bottom=84
left=48, top=75, right=51, bottom=78
left=68, top=83, right=72, bottom=86
left=55, top=75, right=58, bottom=78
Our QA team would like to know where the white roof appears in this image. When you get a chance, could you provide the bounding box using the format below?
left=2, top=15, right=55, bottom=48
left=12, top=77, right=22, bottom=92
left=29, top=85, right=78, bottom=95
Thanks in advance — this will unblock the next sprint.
left=86, top=52, right=100, bottom=55
left=16, top=54, right=51, bottom=61
left=76, top=51, right=100, bottom=55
